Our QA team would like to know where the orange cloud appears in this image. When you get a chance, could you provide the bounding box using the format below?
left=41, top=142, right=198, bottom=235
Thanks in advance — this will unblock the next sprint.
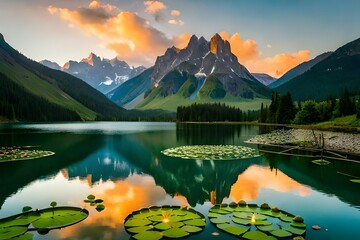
left=229, top=165, right=310, bottom=202
left=171, top=9, right=181, bottom=16
left=247, top=50, right=310, bottom=78
left=220, top=32, right=310, bottom=78
left=168, top=19, right=184, bottom=26
left=56, top=174, right=189, bottom=239
left=173, top=33, right=192, bottom=49
left=144, top=1, right=167, bottom=14
left=48, top=1, right=172, bottom=66
left=220, top=32, right=260, bottom=62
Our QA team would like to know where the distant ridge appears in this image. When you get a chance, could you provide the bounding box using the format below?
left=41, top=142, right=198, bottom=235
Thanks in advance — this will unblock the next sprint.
left=0, top=33, right=125, bottom=121
left=276, top=38, right=360, bottom=100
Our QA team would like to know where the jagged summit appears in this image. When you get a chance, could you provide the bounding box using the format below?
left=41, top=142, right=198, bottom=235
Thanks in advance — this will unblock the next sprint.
left=81, top=52, right=101, bottom=66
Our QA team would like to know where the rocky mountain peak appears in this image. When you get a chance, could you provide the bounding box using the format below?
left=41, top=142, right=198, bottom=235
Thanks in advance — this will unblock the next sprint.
left=210, top=33, right=231, bottom=56
left=81, top=52, right=101, bottom=66
left=0, top=33, right=4, bottom=42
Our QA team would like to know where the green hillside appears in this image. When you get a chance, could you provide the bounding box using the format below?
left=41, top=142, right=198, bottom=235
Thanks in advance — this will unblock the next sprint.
left=0, top=35, right=125, bottom=121
left=276, top=38, right=360, bottom=100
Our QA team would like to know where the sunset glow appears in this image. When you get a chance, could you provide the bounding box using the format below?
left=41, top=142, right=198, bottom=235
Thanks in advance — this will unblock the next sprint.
left=1, top=0, right=359, bottom=77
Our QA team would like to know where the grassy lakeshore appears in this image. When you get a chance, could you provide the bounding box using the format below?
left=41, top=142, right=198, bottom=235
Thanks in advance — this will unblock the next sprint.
left=177, top=115, right=360, bottom=133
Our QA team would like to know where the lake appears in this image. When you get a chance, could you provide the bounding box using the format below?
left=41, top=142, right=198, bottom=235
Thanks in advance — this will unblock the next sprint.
left=0, top=122, right=359, bottom=240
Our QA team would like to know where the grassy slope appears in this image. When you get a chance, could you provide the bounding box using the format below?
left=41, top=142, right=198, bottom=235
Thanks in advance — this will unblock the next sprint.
left=0, top=62, right=97, bottom=120
left=136, top=93, right=270, bottom=112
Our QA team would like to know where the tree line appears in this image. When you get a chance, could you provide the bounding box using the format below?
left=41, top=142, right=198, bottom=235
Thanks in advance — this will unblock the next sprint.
left=177, top=103, right=260, bottom=122
left=260, top=89, right=360, bottom=124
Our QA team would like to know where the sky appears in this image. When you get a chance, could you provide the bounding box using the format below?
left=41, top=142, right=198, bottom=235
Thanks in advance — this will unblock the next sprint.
left=1, top=0, right=360, bottom=78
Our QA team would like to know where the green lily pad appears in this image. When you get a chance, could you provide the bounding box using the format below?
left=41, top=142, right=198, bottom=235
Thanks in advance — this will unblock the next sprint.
left=243, top=231, right=268, bottom=240
left=280, top=215, right=294, bottom=222
left=282, top=226, right=306, bottom=235
left=183, top=219, right=206, bottom=227
left=208, top=212, right=223, bottom=218
left=161, top=145, right=259, bottom=160
left=94, top=199, right=104, bottom=204
left=155, top=222, right=171, bottom=230
left=290, top=221, right=306, bottom=228
left=216, top=223, right=248, bottom=236
left=162, top=227, right=190, bottom=238
left=11, top=232, right=34, bottom=240
left=31, top=207, right=88, bottom=229
left=257, top=223, right=278, bottom=232
left=124, top=218, right=152, bottom=227
left=210, top=218, right=230, bottom=224
left=232, top=216, right=251, bottom=226
left=269, top=229, right=292, bottom=237
left=126, top=225, right=153, bottom=233
left=209, top=202, right=306, bottom=239
left=133, top=231, right=163, bottom=240
left=181, top=225, right=203, bottom=233
left=350, top=179, right=360, bottom=183
left=22, top=207, right=32, bottom=213
left=0, top=212, right=40, bottom=228
left=0, top=147, right=55, bottom=162
left=95, top=204, right=105, bottom=212
left=233, top=212, right=252, bottom=219
left=125, top=206, right=205, bottom=239
left=0, top=226, right=28, bottom=239
left=87, top=195, right=95, bottom=200
left=312, top=159, right=331, bottom=165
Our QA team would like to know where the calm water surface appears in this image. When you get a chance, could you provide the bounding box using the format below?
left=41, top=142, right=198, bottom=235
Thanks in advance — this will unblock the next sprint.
left=0, top=122, right=359, bottom=240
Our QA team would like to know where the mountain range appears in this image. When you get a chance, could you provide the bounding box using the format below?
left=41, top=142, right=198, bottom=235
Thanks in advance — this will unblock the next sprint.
left=109, top=34, right=272, bottom=111
left=40, top=54, right=146, bottom=94
left=276, top=38, right=360, bottom=100
left=0, top=33, right=126, bottom=121
left=269, top=52, right=333, bottom=89
left=252, top=73, right=277, bottom=86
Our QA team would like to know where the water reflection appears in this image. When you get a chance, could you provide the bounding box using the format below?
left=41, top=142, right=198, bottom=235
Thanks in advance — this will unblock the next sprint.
left=229, top=165, right=310, bottom=202
left=0, top=123, right=359, bottom=240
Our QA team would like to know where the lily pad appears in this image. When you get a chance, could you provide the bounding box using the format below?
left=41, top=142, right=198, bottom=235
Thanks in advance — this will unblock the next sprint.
left=257, top=224, right=278, bottom=232
left=31, top=207, right=88, bottom=229
left=0, top=212, right=40, bottom=228
left=87, top=195, right=95, bottom=200
left=283, top=226, right=306, bottom=235
left=312, top=159, right=331, bottom=165
left=11, top=232, right=34, bottom=240
left=180, top=225, right=202, bottom=233
left=216, top=223, right=248, bottom=236
left=210, top=218, right=230, bottom=224
left=269, top=229, right=292, bottom=238
left=124, top=206, right=205, bottom=239
left=133, top=231, right=163, bottom=240
left=162, top=227, right=189, bottom=238
left=0, top=226, right=28, bottom=239
left=209, top=202, right=306, bottom=239
left=126, top=225, right=153, bottom=233
left=290, top=221, right=306, bottom=228
left=161, top=145, right=259, bottom=160
left=350, top=179, right=360, bottom=183
left=95, top=204, right=105, bottom=212
left=22, top=207, right=32, bottom=213
left=154, top=222, right=171, bottom=230
left=124, top=218, right=152, bottom=227
left=183, top=219, right=206, bottom=227
left=243, top=231, right=268, bottom=240
left=0, top=146, right=55, bottom=162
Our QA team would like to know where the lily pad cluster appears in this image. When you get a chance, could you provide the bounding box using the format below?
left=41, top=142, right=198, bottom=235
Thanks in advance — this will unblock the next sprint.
left=161, top=145, right=259, bottom=160
left=84, top=195, right=105, bottom=212
left=208, top=201, right=306, bottom=239
left=0, top=206, right=88, bottom=239
left=0, top=146, right=54, bottom=162
left=124, top=205, right=206, bottom=240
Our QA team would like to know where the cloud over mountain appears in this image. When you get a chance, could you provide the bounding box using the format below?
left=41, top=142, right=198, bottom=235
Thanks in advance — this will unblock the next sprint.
left=48, top=1, right=172, bottom=66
